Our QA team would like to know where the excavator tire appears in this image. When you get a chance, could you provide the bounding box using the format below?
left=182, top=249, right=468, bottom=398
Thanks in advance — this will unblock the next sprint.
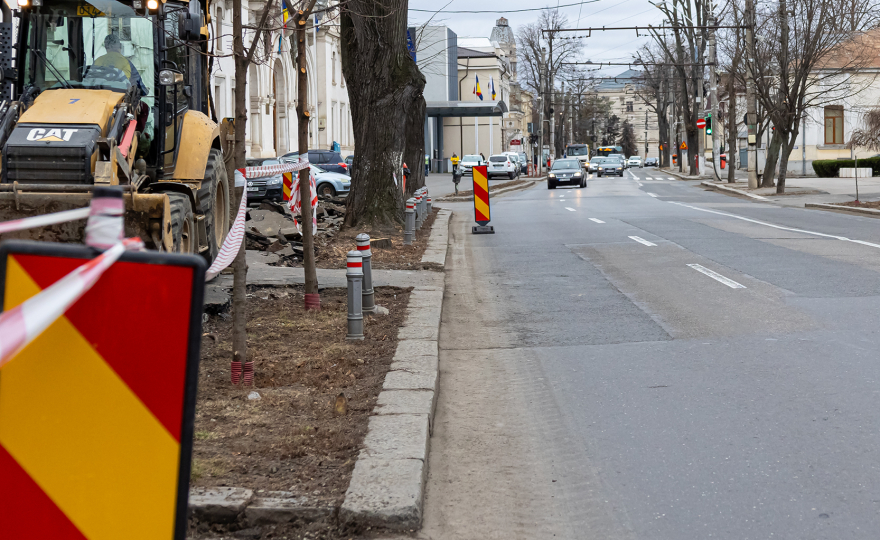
left=197, top=148, right=231, bottom=264
left=168, top=193, right=196, bottom=254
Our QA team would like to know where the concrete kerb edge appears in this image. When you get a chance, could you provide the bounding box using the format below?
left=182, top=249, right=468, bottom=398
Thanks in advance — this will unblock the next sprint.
left=805, top=202, right=880, bottom=217
left=700, top=180, right=770, bottom=201
left=190, top=210, right=450, bottom=531
left=437, top=179, right=537, bottom=202
left=341, top=210, right=448, bottom=530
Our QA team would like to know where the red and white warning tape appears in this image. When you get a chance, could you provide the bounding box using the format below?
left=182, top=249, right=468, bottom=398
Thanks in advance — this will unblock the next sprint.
left=0, top=207, right=90, bottom=235
left=0, top=237, right=143, bottom=369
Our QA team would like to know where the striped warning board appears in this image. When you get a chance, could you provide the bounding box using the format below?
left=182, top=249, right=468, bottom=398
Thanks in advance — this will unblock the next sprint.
left=283, top=171, right=294, bottom=201
left=472, top=165, right=490, bottom=225
left=0, top=241, right=205, bottom=540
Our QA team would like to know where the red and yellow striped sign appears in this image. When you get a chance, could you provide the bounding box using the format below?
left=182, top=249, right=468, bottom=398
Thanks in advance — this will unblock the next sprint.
left=283, top=172, right=294, bottom=201
left=472, top=165, right=490, bottom=225
left=0, top=243, right=203, bottom=540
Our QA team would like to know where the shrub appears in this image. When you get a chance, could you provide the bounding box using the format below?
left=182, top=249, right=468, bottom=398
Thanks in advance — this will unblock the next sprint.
left=812, top=156, right=880, bottom=177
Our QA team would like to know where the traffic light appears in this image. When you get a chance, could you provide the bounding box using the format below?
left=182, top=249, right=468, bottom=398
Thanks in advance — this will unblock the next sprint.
left=705, top=114, right=713, bottom=135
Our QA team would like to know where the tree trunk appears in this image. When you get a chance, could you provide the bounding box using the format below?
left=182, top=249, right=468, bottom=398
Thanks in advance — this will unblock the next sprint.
left=762, top=129, right=782, bottom=187
left=231, top=0, right=248, bottom=368
left=686, top=126, right=698, bottom=175
left=776, top=131, right=796, bottom=194
left=727, top=74, right=737, bottom=183
left=340, top=0, right=425, bottom=227
left=403, top=90, right=427, bottom=197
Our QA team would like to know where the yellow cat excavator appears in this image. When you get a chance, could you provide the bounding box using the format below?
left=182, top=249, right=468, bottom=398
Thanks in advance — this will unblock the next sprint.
left=0, top=0, right=230, bottom=260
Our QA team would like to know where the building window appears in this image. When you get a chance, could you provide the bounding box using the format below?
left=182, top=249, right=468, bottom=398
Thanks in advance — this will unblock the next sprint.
left=332, top=51, right=337, bottom=85
left=215, top=7, right=223, bottom=50
left=825, top=106, right=844, bottom=145
left=626, top=101, right=633, bottom=112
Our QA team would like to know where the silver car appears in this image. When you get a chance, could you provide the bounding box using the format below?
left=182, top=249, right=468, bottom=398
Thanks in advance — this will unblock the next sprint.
left=312, top=165, right=351, bottom=197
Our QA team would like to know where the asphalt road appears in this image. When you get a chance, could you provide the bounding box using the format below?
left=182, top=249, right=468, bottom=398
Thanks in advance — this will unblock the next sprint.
left=420, top=168, right=880, bottom=539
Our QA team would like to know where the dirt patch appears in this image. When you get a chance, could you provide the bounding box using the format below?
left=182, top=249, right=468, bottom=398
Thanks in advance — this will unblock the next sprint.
left=833, top=200, right=880, bottom=208
left=189, top=285, right=410, bottom=539
left=439, top=178, right=529, bottom=200
left=311, top=207, right=441, bottom=271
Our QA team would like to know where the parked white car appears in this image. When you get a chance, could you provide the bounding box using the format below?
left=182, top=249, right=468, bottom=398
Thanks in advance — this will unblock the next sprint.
left=627, top=156, right=643, bottom=168
left=503, top=152, right=522, bottom=177
left=458, top=154, right=485, bottom=175
left=487, top=154, right=518, bottom=179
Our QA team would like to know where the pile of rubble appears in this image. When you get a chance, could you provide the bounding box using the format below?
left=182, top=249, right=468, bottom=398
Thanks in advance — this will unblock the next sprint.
left=245, top=196, right=346, bottom=266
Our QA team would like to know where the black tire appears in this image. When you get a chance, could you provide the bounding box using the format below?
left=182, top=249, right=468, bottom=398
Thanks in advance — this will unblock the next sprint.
left=168, top=193, right=196, bottom=255
left=196, top=148, right=230, bottom=264
left=318, top=183, right=336, bottom=197
left=508, top=171, right=515, bottom=179
left=548, top=180, right=556, bottom=189
left=598, top=173, right=603, bottom=177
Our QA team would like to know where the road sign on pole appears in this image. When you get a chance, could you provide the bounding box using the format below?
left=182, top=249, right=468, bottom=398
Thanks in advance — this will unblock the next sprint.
left=471, top=165, right=494, bottom=234
left=0, top=241, right=205, bottom=540
left=696, top=118, right=706, bottom=129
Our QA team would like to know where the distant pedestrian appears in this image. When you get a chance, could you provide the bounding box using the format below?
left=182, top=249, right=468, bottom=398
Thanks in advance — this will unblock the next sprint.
left=480, top=152, right=485, bottom=162
left=425, top=154, right=430, bottom=176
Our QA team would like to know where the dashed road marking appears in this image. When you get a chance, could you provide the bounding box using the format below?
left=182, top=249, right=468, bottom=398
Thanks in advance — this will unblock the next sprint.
left=687, top=264, right=746, bottom=289
left=647, top=192, right=658, bottom=197
left=637, top=182, right=643, bottom=186
left=589, top=218, right=605, bottom=223
left=565, top=207, right=576, bottom=212
left=629, top=235, right=656, bottom=246
left=667, top=177, right=675, bottom=181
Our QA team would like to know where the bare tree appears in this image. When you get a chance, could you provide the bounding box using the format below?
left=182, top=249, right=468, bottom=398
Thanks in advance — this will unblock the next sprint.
left=340, top=0, right=426, bottom=226
left=635, top=44, right=673, bottom=167
left=516, top=9, right=582, bottom=148
left=750, top=0, right=880, bottom=192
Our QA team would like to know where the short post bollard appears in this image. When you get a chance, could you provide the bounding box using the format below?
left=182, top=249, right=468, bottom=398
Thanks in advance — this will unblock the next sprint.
left=415, top=191, right=423, bottom=229
left=404, top=198, right=415, bottom=245
left=427, top=196, right=432, bottom=213
left=356, top=233, right=376, bottom=315
left=346, top=251, right=365, bottom=340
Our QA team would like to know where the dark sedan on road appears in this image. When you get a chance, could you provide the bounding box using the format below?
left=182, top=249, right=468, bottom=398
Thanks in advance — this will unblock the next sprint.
left=548, top=159, right=586, bottom=189
left=596, top=157, right=624, bottom=177
left=645, top=157, right=659, bottom=166
left=245, top=158, right=285, bottom=202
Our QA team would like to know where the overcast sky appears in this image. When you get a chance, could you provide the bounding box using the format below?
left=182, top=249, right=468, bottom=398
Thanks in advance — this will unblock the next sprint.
left=407, top=0, right=668, bottom=77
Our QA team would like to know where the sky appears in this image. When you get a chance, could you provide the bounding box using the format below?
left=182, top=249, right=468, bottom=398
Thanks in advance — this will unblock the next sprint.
left=407, top=0, right=670, bottom=80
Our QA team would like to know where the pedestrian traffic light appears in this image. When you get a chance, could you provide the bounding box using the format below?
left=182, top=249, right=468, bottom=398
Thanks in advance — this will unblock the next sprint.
left=706, top=114, right=712, bottom=135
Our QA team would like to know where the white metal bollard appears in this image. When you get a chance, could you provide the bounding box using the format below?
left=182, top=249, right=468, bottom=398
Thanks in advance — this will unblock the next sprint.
left=356, top=233, right=375, bottom=315
left=404, top=198, right=415, bottom=245
left=346, top=250, right=365, bottom=340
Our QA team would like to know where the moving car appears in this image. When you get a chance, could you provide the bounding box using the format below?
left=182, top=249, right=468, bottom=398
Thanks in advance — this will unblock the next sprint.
left=596, top=157, right=624, bottom=177
left=245, top=158, right=285, bottom=202
left=458, top=154, right=485, bottom=175
left=281, top=150, right=350, bottom=175
left=565, top=143, right=591, bottom=169
left=627, top=156, right=643, bottom=168
left=644, top=157, right=659, bottom=166
left=608, top=154, right=627, bottom=168
left=548, top=159, right=586, bottom=189
left=588, top=157, right=604, bottom=173
left=487, top=154, right=518, bottom=179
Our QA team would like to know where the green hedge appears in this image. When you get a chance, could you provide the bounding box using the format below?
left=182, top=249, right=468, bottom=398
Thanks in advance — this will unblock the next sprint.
left=812, top=156, right=880, bottom=177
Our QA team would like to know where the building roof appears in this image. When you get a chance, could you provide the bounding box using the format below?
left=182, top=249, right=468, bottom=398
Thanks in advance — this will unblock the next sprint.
left=814, top=28, right=880, bottom=70
left=458, top=46, right=496, bottom=59
left=458, top=37, right=494, bottom=51
left=490, top=18, right=516, bottom=47
left=595, top=69, right=644, bottom=91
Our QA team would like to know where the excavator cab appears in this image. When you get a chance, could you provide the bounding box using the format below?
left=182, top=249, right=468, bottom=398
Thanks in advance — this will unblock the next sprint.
left=0, top=0, right=230, bottom=260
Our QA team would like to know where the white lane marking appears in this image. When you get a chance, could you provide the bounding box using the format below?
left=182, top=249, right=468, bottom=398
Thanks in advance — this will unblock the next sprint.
left=667, top=201, right=880, bottom=249
left=629, top=235, right=657, bottom=246
left=589, top=218, right=605, bottom=223
left=647, top=192, right=658, bottom=197
left=645, top=177, right=653, bottom=180
left=565, top=207, right=576, bottom=212
left=667, top=177, right=675, bottom=181
left=637, top=181, right=643, bottom=187
left=687, top=264, right=746, bottom=289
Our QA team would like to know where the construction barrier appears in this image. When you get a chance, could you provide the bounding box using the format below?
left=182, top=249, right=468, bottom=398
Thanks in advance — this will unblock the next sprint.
left=471, top=165, right=494, bottom=234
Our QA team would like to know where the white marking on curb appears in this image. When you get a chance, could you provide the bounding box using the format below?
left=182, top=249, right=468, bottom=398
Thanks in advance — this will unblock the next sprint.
left=629, top=235, right=656, bottom=246
left=667, top=201, right=880, bottom=249
left=589, top=218, right=605, bottom=223
left=648, top=192, right=658, bottom=197
left=565, top=207, right=576, bottom=212
left=687, top=263, right=746, bottom=289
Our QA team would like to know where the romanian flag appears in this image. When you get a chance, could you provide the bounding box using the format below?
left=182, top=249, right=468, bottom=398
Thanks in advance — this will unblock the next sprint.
left=474, top=75, right=483, bottom=101
left=490, top=76, right=496, bottom=100
left=281, top=0, right=290, bottom=26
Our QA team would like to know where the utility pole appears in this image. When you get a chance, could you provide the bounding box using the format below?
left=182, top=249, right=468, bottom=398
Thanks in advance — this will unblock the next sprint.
left=540, top=46, right=546, bottom=174
left=567, top=88, right=573, bottom=146
left=645, top=108, right=649, bottom=158
left=745, top=0, right=759, bottom=188
left=549, top=32, right=555, bottom=161
left=709, top=15, right=720, bottom=180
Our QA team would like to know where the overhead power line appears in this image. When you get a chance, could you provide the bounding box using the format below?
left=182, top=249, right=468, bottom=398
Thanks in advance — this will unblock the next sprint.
left=410, top=0, right=601, bottom=13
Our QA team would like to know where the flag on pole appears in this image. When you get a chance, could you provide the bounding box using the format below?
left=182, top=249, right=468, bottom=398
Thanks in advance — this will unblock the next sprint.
left=490, top=76, right=497, bottom=100
left=281, top=0, right=290, bottom=26
left=474, top=75, right=483, bottom=101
